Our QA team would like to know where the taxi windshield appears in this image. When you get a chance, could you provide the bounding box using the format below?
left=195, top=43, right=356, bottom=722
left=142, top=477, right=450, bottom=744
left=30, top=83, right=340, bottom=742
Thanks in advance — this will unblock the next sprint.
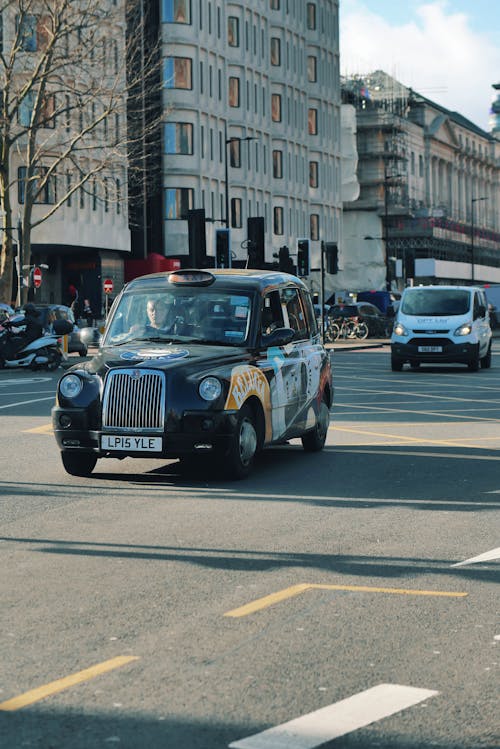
left=104, top=288, right=252, bottom=346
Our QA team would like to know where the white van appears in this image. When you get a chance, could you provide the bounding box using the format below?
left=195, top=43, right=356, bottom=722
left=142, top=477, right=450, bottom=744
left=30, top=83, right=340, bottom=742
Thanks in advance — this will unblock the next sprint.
left=391, top=285, right=492, bottom=371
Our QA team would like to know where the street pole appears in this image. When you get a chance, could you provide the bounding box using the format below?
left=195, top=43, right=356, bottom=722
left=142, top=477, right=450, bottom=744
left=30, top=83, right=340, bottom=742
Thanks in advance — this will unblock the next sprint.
left=224, top=121, right=230, bottom=228
left=17, top=219, right=23, bottom=308
left=320, top=240, right=326, bottom=339
left=384, top=173, right=391, bottom=292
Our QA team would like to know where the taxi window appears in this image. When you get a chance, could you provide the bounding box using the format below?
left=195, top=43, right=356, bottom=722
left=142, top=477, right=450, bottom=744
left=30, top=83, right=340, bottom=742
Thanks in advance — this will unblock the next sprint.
left=280, top=287, right=308, bottom=340
left=261, top=291, right=284, bottom=334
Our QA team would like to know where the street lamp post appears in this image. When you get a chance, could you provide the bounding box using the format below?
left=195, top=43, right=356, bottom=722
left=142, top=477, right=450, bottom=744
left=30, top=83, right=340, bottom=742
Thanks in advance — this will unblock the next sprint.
left=383, top=171, right=402, bottom=292
left=224, top=122, right=257, bottom=228
left=471, top=196, right=487, bottom=283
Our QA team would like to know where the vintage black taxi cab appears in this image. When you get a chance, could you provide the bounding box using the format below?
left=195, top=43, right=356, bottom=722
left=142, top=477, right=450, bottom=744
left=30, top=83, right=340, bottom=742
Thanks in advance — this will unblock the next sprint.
left=52, top=269, right=333, bottom=479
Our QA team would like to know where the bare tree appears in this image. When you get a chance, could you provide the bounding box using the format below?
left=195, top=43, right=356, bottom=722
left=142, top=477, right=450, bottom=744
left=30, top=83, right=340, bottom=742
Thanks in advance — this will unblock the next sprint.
left=0, top=0, right=162, bottom=304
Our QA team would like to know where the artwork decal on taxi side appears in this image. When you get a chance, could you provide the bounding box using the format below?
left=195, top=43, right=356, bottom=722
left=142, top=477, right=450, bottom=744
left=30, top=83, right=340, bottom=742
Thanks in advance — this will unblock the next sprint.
left=225, top=365, right=273, bottom=442
left=120, top=347, right=189, bottom=362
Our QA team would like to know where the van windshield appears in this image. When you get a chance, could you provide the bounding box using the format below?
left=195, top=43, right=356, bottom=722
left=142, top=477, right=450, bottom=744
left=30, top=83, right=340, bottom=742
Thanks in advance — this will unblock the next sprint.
left=401, top=289, right=470, bottom=316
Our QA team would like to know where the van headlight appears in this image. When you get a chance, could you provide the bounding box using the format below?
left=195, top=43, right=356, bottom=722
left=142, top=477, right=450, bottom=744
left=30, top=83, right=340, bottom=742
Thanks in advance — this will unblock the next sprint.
left=454, top=323, right=472, bottom=336
left=59, top=374, right=83, bottom=398
left=393, top=322, right=408, bottom=337
left=199, top=376, right=222, bottom=401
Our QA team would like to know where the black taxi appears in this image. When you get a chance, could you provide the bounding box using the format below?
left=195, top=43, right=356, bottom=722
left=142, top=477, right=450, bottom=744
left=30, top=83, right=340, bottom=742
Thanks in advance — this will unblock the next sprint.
left=52, top=269, right=333, bottom=479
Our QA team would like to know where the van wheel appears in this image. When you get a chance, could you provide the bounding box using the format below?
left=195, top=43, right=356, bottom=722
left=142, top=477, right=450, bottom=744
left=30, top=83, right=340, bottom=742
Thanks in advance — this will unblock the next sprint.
left=391, top=355, right=403, bottom=371
left=480, top=343, right=492, bottom=369
left=467, top=346, right=480, bottom=371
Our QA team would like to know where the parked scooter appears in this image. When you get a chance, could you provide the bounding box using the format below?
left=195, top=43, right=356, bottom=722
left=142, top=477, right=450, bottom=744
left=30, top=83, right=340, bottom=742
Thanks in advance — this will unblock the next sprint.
left=0, top=315, right=70, bottom=370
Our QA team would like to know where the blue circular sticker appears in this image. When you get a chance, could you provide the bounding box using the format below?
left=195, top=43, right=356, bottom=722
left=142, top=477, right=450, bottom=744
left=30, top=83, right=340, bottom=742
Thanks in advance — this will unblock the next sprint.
left=120, top=347, right=189, bottom=362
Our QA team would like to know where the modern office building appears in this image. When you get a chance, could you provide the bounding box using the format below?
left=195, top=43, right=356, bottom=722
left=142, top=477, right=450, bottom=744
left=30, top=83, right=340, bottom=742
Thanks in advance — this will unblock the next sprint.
left=152, top=0, right=342, bottom=281
left=339, top=71, right=500, bottom=293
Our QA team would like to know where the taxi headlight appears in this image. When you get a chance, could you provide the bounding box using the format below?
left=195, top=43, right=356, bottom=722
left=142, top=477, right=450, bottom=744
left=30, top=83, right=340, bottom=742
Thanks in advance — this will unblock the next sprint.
left=199, top=376, right=222, bottom=401
left=393, top=322, right=408, bottom=337
left=454, top=323, right=472, bottom=336
left=59, top=374, right=83, bottom=398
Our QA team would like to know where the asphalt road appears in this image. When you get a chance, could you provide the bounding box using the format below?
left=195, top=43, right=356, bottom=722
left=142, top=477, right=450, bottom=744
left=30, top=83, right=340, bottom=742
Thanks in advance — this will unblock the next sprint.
left=0, top=346, right=498, bottom=749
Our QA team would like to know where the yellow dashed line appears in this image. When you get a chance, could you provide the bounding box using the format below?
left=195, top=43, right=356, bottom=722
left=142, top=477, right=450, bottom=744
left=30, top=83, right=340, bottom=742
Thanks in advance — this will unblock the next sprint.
left=23, top=423, right=53, bottom=434
left=224, top=584, right=467, bottom=617
left=0, top=656, right=139, bottom=711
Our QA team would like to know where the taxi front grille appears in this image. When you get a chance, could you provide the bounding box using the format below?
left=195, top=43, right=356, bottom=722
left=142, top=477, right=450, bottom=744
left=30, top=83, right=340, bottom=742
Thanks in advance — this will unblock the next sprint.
left=102, top=369, right=165, bottom=431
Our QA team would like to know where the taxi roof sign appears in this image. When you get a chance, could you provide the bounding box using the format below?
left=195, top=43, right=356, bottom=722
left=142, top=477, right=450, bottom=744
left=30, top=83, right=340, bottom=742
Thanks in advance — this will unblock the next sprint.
left=168, top=270, right=215, bottom=286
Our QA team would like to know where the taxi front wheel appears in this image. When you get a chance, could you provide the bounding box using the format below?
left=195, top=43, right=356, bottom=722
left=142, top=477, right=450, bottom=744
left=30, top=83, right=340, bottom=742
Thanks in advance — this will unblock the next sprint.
left=61, top=451, right=97, bottom=477
left=225, top=404, right=258, bottom=479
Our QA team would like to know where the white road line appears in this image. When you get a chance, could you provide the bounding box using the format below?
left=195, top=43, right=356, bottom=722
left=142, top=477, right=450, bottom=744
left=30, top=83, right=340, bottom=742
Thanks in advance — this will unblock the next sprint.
left=0, top=396, right=55, bottom=410
left=229, top=683, right=438, bottom=749
left=451, top=547, right=500, bottom=567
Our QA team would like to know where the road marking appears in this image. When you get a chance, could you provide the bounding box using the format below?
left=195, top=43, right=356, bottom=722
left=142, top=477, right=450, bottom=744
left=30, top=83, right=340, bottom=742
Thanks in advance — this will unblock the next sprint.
left=0, top=396, right=54, bottom=411
left=229, top=683, right=439, bottom=748
left=451, top=547, right=500, bottom=567
left=0, top=377, right=51, bottom=385
left=334, top=447, right=500, bottom=463
left=24, top=423, right=53, bottom=434
left=224, top=583, right=467, bottom=618
left=0, top=656, right=139, bottom=711
left=335, top=425, right=469, bottom=447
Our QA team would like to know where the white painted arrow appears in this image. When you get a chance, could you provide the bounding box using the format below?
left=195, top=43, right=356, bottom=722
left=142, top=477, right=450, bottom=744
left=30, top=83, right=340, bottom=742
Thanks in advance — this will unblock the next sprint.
left=451, top=547, right=500, bottom=567
left=229, top=683, right=438, bottom=749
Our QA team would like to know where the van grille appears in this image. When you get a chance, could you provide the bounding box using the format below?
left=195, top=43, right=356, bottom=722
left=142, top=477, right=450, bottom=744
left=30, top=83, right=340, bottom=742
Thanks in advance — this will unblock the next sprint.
left=409, top=337, right=452, bottom=348
left=102, top=369, right=165, bottom=432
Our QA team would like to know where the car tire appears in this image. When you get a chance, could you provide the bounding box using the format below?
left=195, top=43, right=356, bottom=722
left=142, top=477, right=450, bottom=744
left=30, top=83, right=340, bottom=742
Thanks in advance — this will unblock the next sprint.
left=61, top=451, right=97, bottom=477
left=225, top=403, right=258, bottom=479
left=78, top=344, right=88, bottom=357
left=480, top=342, right=492, bottom=369
left=467, top=346, right=480, bottom=371
left=391, top=355, right=404, bottom=371
left=301, top=397, right=329, bottom=452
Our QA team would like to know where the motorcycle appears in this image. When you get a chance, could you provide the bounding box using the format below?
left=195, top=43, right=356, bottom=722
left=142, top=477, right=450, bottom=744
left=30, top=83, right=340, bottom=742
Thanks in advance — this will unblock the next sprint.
left=0, top=315, right=70, bottom=371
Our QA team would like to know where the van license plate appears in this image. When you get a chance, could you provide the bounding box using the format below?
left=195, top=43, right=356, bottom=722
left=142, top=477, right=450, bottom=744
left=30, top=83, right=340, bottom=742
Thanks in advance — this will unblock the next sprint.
left=418, top=346, right=442, bottom=352
left=101, top=435, right=162, bottom=451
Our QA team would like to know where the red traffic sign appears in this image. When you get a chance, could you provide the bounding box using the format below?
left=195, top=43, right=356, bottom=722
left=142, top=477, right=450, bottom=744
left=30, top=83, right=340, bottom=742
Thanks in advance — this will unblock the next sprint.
left=103, top=278, right=114, bottom=294
left=33, top=266, right=42, bottom=288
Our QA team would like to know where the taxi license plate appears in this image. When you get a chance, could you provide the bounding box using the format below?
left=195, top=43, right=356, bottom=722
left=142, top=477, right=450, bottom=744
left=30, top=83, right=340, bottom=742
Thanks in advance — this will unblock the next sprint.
left=101, top=435, right=162, bottom=452
left=418, top=345, right=442, bottom=352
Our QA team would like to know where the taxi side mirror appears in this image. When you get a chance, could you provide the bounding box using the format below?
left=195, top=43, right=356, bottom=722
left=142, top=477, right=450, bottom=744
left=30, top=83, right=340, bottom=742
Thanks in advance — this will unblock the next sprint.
left=261, top=327, right=295, bottom=348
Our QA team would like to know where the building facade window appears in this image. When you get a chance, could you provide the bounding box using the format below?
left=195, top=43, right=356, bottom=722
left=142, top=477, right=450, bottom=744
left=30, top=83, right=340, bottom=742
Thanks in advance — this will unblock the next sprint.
left=161, top=0, right=191, bottom=24
left=270, top=0, right=280, bottom=9
left=229, top=139, right=241, bottom=168
left=231, top=197, right=242, bottom=227
left=164, top=122, right=193, bottom=154
left=307, top=55, right=317, bottom=82
left=163, top=57, right=192, bottom=89
left=273, top=149, right=283, bottom=178
left=18, top=166, right=56, bottom=204
left=272, top=93, right=282, bottom=122
left=274, top=206, right=284, bottom=234
left=308, top=107, right=317, bottom=134
left=270, top=37, right=281, bottom=66
left=229, top=76, right=240, bottom=107
left=165, top=187, right=194, bottom=218
left=306, top=3, right=316, bottom=30
left=228, top=16, right=239, bottom=46
left=310, top=213, right=319, bottom=240
left=309, top=161, right=318, bottom=187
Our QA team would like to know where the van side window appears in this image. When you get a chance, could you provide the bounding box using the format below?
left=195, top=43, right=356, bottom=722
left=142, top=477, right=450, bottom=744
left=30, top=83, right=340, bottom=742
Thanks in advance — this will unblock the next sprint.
left=473, top=293, right=483, bottom=319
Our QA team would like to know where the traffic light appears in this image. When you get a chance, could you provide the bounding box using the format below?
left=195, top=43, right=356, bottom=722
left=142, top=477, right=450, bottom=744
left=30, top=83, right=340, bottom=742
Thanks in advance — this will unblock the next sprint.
left=215, top=229, right=231, bottom=268
left=297, top=239, right=310, bottom=277
left=247, top=217, right=265, bottom=268
left=278, top=245, right=294, bottom=273
left=405, top=250, right=415, bottom=279
left=324, top=242, right=338, bottom=274
left=187, top=209, right=207, bottom=267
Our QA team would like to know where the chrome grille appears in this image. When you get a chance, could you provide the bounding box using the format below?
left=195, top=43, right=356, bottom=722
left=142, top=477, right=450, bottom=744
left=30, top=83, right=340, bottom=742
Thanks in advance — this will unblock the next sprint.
left=102, top=369, right=165, bottom=432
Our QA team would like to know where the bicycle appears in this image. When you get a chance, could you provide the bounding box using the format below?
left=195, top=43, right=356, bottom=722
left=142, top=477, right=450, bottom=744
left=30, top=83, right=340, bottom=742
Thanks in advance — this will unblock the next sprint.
left=324, top=316, right=368, bottom=342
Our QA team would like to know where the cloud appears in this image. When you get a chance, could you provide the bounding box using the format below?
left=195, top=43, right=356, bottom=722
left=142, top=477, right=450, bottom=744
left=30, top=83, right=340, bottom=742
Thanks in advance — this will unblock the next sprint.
left=340, top=1, right=499, bottom=130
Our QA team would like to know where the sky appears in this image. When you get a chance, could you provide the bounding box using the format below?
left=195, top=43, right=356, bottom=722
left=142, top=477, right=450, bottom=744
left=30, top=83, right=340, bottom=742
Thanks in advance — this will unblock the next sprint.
left=340, top=0, right=500, bottom=132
